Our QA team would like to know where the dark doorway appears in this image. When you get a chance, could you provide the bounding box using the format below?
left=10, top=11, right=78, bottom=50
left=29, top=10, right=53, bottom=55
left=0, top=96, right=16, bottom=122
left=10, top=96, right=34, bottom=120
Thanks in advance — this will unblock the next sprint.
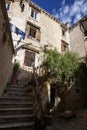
left=50, top=84, right=56, bottom=106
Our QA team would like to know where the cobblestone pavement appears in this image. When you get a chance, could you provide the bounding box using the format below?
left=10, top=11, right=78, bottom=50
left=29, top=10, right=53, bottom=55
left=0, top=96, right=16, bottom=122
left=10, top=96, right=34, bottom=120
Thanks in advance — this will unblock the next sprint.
left=47, top=109, right=87, bottom=130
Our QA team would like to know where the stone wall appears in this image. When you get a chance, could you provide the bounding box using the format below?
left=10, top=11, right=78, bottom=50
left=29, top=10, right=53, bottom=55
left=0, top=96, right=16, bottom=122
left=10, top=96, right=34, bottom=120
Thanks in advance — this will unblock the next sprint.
left=33, top=81, right=50, bottom=118
left=6, top=0, right=70, bottom=68
left=40, top=13, right=70, bottom=52
left=70, top=24, right=86, bottom=57
left=0, top=0, right=14, bottom=96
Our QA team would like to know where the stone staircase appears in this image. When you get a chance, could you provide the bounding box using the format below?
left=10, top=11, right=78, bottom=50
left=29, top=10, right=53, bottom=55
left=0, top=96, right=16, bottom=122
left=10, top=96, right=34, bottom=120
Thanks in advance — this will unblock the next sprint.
left=0, top=83, right=35, bottom=130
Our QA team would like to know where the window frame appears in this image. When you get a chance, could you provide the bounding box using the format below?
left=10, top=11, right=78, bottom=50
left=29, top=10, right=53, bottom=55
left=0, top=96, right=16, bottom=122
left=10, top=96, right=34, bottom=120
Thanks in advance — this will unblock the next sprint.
left=26, top=22, right=41, bottom=41
left=29, top=26, right=36, bottom=39
left=6, top=1, right=12, bottom=11
left=62, top=29, right=66, bottom=36
left=29, top=7, right=39, bottom=21
left=61, top=41, right=69, bottom=52
left=24, top=50, right=35, bottom=67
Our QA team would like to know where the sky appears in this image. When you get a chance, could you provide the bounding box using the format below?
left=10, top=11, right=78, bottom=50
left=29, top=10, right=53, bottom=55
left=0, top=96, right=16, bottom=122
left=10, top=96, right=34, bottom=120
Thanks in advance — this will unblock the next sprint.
left=32, top=0, right=87, bottom=25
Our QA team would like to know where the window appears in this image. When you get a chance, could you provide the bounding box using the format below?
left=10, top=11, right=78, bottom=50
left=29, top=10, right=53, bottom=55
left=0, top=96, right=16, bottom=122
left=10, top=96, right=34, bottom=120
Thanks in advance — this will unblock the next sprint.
left=6, top=1, right=11, bottom=11
left=76, top=88, right=80, bottom=93
left=62, top=29, right=65, bottom=36
left=24, top=50, right=35, bottom=67
left=26, top=23, right=41, bottom=41
left=29, top=28, right=36, bottom=38
left=61, top=42, right=69, bottom=52
left=30, top=7, right=39, bottom=21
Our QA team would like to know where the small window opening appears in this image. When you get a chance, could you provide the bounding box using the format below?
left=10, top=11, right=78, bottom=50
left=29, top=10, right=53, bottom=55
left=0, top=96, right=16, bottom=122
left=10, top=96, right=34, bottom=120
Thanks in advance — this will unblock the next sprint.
left=6, top=2, right=11, bottom=11
left=62, top=30, right=65, bottom=36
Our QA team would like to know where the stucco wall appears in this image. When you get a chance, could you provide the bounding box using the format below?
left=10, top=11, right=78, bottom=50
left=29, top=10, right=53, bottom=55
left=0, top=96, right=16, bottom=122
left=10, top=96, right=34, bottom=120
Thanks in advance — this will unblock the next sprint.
left=0, top=0, right=14, bottom=96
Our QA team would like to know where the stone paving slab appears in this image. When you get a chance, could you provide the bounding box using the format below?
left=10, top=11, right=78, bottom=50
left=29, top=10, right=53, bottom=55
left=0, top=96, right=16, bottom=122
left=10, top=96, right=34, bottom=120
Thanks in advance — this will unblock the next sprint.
left=46, top=109, right=87, bottom=130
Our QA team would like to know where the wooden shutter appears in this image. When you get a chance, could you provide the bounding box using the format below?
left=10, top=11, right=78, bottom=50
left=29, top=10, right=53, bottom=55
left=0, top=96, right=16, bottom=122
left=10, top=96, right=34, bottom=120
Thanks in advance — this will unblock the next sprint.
left=61, top=42, right=69, bottom=52
left=36, top=29, right=41, bottom=41
left=25, top=24, right=30, bottom=38
left=61, top=43, right=65, bottom=52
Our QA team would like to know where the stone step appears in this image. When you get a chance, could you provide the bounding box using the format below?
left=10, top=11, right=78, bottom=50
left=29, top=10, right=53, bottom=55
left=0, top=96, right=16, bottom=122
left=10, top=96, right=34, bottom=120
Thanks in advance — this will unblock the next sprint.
left=0, top=96, right=33, bottom=102
left=0, top=122, right=34, bottom=129
left=0, top=102, right=33, bottom=108
left=6, top=86, right=32, bottom=90
left=3, top=93, right=33, bottom=97
left=5, top=87, right=33, bottom=93
left=0, top=107, right=33, bottom=115
left=4, top=89, right=26, bottom=92
left=6, top=86, right=32, bottom=91
left=4, top=89, right=33, bottom=93
left=7, top=84, right=25, bottom=88
left=0, top=114, right=34, bottom=123
left=0, top=83, right=35, bottom=130
left=4, top=91, right=25, bottom=94
left=0, top=101, right=33, bottom=104
left=10, top=83, right=30, bottom=87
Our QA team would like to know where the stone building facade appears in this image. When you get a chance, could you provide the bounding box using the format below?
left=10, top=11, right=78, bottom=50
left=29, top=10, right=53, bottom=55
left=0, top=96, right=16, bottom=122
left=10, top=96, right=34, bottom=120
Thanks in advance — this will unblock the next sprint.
left=5, top=0, right=87, bottom=112
left=70, top=18, right=86, bottom=58
left=69, top=16, right=87, bottom=110
left=5, top=0, right=70, bottom=72
left=5, top=0, right=70, bottom=113
left=0, top=0, right=14, bottom=96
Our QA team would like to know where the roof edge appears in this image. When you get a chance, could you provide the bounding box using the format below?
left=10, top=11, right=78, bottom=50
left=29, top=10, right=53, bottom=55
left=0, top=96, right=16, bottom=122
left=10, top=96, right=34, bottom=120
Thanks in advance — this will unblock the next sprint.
left=29, top=1, right=68, bottom=29
left=70, top=15, right=87, bottom=30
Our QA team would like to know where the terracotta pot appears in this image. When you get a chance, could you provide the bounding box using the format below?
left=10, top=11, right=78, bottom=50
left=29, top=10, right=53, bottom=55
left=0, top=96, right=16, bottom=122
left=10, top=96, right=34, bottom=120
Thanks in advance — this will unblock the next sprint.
left=25, top=88, right=32, bottom=93
left=44, top=115, right=53, bottom=126
left=12, top=76, right=17, bottom=83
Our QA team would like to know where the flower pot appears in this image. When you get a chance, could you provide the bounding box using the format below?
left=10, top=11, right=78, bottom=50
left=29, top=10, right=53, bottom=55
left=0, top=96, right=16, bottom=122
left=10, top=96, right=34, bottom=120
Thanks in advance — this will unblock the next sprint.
left=12, top=76, right=17, bottom=83
left=25, top=88, right=33, bottom=93
left=44, top=115, right=53, bottom=126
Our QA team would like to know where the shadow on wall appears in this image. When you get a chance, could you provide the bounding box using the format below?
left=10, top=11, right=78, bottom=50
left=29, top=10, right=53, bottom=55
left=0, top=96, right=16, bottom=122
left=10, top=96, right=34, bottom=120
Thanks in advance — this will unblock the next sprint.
left=53, top=63, right=87, bottom=113
left=0, top=0, right=14, bottom=96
